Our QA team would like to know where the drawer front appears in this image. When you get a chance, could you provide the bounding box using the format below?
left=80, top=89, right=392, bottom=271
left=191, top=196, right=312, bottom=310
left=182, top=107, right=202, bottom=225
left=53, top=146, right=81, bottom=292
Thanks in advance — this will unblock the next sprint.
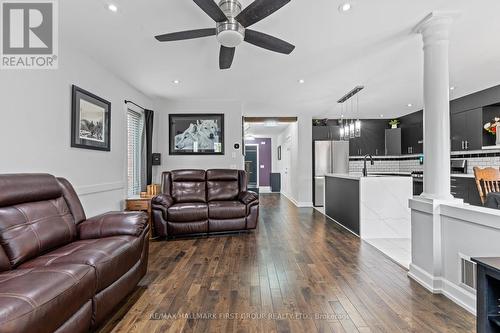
left=127, top=201, right=149, bottom=211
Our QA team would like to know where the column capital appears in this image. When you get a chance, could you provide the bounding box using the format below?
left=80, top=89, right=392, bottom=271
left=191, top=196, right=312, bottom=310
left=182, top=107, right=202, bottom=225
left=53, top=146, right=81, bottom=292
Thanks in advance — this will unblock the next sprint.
left=413, top=11, right=459, bottom=46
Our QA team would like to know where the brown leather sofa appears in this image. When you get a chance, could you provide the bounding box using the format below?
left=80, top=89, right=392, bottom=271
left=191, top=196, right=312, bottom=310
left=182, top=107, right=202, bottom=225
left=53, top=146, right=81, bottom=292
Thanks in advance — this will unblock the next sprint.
left=152, top=169, right=259, bottom=237
left=0, top=174, right=149, bottom=333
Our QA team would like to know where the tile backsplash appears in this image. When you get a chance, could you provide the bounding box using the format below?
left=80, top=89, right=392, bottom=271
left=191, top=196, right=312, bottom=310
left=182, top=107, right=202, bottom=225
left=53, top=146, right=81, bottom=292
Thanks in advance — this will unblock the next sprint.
left=349, top=150, right=500, bottom=174
left=349, top=157, right=422, bottom=174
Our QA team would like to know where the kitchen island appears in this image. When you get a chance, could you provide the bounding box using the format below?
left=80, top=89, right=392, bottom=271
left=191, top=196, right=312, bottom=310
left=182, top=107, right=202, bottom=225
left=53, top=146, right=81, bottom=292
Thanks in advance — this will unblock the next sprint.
left=325, top=173, right=413, bottom=266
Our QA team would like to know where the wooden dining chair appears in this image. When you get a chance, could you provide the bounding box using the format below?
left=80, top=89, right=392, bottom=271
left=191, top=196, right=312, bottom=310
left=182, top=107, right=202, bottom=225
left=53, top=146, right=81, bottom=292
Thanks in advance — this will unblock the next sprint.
left=473, top=167, right=500, bottom=205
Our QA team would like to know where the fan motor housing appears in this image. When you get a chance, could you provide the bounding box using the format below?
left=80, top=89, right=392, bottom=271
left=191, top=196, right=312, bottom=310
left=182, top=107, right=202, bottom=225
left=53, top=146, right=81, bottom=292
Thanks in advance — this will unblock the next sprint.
left=216, top=0, right=245, bottom=48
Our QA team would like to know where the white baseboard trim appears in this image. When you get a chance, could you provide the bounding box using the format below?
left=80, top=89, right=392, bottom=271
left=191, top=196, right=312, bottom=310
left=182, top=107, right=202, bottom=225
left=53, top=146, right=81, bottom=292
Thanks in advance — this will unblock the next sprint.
left=76, top=182, right=125, bottom=196
left=408, top=264, right=441, bottom=292
left=279, top=191, right=313, bottom=208
left=408, top=264, right=476, bottom=315
left=441, top=278, right=476, bottom=315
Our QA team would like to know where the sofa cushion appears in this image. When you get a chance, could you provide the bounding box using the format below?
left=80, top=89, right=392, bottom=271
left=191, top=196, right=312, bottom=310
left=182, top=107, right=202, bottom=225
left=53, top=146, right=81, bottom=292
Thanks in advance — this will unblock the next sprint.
left=20, top=235, right=143, bottom=292
left=168, top=203, right=208, bottom=223
left=0, top=174, right=62, bottom=208
left=0, top=247, right=10, bottom=272
left=208, top=201, right=246, bottom=219
left=0, top=197, right=77, bottom=267
left=171, top=170, right=207, bottom=203
left=206, top=170, right=239, bottom=201
left=0, top=264, right=94, bottom=333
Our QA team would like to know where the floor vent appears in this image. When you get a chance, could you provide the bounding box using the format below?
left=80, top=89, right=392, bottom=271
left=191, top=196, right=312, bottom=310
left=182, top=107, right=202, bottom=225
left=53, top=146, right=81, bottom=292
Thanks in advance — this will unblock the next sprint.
left=460, top=254, right=477, bottom=290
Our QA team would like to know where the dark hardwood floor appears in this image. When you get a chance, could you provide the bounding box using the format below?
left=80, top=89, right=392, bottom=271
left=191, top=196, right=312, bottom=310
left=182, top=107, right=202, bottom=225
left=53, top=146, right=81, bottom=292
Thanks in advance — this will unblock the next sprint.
left=101, top=194, right=475, bottom=333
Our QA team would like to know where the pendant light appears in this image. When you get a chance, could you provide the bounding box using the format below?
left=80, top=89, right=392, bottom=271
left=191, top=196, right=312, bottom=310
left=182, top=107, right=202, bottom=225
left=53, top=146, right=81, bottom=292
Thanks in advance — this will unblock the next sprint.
left=339, top=103, right=345, bottom=140
left=349, top=99, right=355, bottom=139
left=355, top=95, right=361, bottom=137
left=344, top=120, right=350, bottom=141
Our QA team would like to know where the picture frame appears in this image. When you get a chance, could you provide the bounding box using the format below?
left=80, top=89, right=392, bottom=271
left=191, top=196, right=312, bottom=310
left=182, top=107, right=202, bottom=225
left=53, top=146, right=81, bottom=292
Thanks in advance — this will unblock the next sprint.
left=278, top=145, right=282, bottom=160
left=169, top=114, right=224, bottom=155
left=71, top=85, right=111, bottom=151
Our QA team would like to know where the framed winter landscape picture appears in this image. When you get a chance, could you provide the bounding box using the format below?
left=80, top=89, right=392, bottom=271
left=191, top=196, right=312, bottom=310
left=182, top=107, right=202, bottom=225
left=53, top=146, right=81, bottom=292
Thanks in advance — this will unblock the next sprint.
left=169, top=114, right=224, bottom=155
left=71, top=85, right=111, bottom=151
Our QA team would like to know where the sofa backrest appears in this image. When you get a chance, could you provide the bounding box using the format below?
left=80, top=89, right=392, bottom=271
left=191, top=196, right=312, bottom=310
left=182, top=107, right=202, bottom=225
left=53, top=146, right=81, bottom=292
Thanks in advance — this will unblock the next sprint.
left=0, top=174, right=79, bottom=268
left=166, top=170, right=207, bottom=203
left=206, top=169, right=240, bottom=201
left=161, top=169, right=249, bottom=203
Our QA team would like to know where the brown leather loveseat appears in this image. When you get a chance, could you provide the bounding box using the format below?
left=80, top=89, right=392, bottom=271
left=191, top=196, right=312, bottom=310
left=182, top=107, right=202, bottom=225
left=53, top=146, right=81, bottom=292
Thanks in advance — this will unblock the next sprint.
left=152, top=169, right=259, bottom=238
left=0, top=174, right=149, bottom=333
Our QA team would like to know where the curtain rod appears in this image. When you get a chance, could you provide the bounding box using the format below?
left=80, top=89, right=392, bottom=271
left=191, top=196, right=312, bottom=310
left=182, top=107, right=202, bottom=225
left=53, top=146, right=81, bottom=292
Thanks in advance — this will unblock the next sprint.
left=124, top=100, right=147, bottom=111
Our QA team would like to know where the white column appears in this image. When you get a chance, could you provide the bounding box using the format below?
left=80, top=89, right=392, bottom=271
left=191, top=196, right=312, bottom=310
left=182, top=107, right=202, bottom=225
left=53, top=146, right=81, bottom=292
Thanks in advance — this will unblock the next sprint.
left=414, top=13, right=454, bottom=200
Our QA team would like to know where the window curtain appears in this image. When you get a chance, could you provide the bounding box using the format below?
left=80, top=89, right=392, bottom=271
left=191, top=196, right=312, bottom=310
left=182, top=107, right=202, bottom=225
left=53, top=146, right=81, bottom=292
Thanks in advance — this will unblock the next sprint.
left=141, top=109, right=154, bottom=191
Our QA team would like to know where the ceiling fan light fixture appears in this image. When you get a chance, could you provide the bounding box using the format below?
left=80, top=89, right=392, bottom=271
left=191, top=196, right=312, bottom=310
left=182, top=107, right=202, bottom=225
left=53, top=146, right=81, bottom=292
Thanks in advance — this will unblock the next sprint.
left=217, top=29, right=244, bottom=47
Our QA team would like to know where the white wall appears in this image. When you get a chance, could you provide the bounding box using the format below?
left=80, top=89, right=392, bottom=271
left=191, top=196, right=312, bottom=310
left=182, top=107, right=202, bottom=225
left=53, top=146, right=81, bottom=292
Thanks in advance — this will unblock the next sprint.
left=271, top=118, right=313, bottom=207
left=409, top=199, right=500, bottom=314
left=153, top=99, right=245, bottom=182
left=0, top=43, right=154, bottom=217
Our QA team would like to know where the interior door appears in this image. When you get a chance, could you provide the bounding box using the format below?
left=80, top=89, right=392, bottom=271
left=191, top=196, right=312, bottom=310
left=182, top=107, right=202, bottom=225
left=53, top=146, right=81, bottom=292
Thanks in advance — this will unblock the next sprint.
left=282, top=140, right=291, bottom=196
left=245, top=145, right=258, bottom=187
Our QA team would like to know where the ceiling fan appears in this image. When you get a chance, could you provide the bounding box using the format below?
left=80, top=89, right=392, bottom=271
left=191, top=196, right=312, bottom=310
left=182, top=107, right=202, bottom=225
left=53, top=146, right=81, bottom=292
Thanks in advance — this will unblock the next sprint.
left=155, top=0, right=295, bottom=70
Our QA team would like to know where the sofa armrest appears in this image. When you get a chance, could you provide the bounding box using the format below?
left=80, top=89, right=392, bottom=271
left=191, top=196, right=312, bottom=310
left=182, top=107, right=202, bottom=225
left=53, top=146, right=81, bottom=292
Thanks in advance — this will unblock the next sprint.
left=152, top=194, right=174, bottom=208
left=78, top=211, right=148, bottom=240
left=238, top=191, right=259, bottom=205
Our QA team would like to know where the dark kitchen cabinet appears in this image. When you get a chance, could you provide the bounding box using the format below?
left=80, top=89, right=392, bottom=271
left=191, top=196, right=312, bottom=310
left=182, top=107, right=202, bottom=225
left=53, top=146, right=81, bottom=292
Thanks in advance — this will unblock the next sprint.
left=348, top=120, right=385, bottom=156
left=313, top=126, right=340, bottom=141
left=451, top=108, right=483, bottom=151
left=400, top=111, right=423, bottom=155
left=451, top=176, right=482, bottom=206
left=402, top=124, right=423, bottom=154
left=385, top=128, right=402, bottom=155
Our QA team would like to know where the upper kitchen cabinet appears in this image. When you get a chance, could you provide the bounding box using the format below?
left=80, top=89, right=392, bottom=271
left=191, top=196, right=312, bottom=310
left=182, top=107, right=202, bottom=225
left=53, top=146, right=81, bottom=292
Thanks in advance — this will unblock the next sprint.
left=359, top=120, right=386, bottom=156
left=450, top=108, right=483, bottom=151
left=312, top=121, right=341, bottom=141
left=347, top=120, right=385, bottom=156
left=400, top=111, right=423, bottom=155
left=385, top=128, right=402, bottom=155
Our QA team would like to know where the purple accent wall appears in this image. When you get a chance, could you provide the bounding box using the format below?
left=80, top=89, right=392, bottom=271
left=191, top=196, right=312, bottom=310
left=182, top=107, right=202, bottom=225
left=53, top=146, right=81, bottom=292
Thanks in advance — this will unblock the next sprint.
left=245, top=138, right=272, bottom=187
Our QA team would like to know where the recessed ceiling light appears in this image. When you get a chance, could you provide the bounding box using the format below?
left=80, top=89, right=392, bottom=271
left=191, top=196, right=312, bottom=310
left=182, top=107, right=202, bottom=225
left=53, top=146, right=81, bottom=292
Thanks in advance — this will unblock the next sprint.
left=172, top=80, right=180, bottom=84
left=380, top=114, right=384, bottom=118
left=450, top=86, right=456, bottom=91
left=407, top=103, right=413, bottom=107
left=298, top=79, right=305, bottom=84
left=341, top=114, right=344, bottom=118
left=338, top=3, right=352, bottom=12
left=108, top=4, right=118, bottom=12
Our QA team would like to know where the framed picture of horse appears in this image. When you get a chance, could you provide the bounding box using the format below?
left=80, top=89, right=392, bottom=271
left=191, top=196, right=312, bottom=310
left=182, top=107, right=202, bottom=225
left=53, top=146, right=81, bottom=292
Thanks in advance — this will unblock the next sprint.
left=169, top=114, right=225, bottom=155
left=71, top=85, right=111, bottom=151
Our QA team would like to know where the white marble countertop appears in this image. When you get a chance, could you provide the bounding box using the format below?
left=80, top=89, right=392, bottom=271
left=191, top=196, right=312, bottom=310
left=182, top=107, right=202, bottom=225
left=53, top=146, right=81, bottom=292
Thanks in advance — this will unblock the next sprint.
left=325, top=173, right=413, bottom=180
left=325, top=173, right=363, bottom=180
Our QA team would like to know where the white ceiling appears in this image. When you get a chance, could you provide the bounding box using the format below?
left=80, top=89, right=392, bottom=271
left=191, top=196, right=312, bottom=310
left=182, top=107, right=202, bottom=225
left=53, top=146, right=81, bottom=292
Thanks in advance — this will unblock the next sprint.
left=61, top=0, right=500, bottom=118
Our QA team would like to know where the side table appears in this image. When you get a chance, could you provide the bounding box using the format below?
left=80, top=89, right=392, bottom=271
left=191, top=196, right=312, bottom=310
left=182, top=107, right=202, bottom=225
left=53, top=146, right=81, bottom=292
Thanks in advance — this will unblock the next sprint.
left=126, top=196, right=156, bottom=239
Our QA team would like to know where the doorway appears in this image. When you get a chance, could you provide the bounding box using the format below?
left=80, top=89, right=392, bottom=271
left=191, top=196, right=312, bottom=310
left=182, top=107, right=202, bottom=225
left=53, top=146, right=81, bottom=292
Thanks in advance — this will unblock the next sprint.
left=245, top=144, right=259, bottom=188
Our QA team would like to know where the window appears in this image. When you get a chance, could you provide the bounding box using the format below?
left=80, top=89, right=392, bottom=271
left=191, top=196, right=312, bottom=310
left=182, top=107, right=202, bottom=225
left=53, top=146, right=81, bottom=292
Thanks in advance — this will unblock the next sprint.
left=127, top=110, right=144, bottom=196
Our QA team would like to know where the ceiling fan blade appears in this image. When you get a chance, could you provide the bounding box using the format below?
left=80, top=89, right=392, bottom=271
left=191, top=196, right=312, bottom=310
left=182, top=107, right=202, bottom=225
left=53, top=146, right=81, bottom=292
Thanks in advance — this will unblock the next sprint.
left=193, top=0, right=227, bottom=22
left=244, top=29, right=295, bottom=54
left=236, top=0, right=290, bottom=27
left=155, top=28, right=216, bottom=42
left=219, top=46, right=235, bottom=70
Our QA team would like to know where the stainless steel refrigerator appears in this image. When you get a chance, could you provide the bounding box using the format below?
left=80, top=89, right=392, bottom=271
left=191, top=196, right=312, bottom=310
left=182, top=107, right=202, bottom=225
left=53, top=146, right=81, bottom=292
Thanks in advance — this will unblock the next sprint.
left=314, top=141, right=350, bottom=207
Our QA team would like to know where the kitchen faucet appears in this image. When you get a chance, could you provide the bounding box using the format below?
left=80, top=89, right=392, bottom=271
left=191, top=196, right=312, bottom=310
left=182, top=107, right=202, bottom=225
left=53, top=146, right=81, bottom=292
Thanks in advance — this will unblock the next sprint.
left=363, top=154, right=374, bottom=177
